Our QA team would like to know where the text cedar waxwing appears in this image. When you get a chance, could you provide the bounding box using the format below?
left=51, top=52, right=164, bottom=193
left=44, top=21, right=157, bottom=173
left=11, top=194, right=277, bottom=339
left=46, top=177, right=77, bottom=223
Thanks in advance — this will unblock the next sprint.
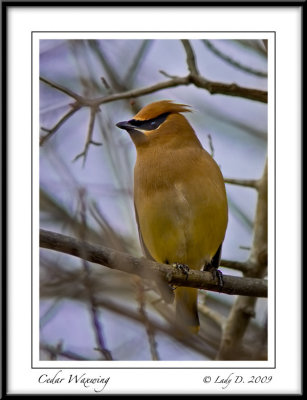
left=116, top=100, right=228, bottom=334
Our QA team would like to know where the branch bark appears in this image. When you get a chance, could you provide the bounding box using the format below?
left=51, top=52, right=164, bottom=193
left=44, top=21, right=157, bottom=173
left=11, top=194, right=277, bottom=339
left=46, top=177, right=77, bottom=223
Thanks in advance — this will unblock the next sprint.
left=40, top=229, right=267, bottom=298
left=40, top=39, right=267, bottom=161
left=40, top=59, right=267, bottom=111
left=202, top=40, right=267, bottom=78
left=216, top=157, right=268, bottom=360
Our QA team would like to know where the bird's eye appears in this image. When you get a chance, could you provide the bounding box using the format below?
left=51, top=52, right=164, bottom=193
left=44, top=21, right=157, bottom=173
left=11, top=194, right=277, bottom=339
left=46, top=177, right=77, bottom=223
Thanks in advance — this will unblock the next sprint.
left=129, top=112, right=170, bottom=131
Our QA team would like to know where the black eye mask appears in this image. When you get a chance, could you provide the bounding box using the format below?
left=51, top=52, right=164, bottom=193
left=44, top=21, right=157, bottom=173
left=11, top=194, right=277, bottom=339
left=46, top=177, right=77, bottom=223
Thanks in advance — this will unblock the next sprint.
left=128, top=112, right=170, bottom=131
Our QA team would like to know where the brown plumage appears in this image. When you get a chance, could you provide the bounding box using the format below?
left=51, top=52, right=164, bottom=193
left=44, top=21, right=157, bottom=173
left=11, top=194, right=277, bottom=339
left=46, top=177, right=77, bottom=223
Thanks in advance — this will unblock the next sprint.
left=116, top=100, right=228, bottom=333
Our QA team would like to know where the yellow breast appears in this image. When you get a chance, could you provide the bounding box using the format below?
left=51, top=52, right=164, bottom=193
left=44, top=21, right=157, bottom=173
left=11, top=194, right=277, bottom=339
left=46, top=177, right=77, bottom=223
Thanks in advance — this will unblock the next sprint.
left=134, top=145, right=228, bottom=269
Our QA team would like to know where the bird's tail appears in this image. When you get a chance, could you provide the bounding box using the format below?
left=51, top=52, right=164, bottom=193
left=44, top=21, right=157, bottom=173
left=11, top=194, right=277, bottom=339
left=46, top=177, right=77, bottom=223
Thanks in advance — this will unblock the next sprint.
left=175, top=287, right=199, bottom=334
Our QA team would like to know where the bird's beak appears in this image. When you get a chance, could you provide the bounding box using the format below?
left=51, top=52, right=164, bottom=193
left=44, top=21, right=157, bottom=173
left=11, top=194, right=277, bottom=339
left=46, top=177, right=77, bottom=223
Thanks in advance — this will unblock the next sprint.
left=116, top=120, right=148, bottom=146
left=116, top=120, right=134, bottom=131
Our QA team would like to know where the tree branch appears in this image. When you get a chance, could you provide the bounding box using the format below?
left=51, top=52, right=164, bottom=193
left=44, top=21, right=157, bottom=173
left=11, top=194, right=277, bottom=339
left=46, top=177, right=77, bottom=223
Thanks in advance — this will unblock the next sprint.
left=40, top=229, right=267, bottom=298
left=72, top=105, right=102, bottom=165
left=40, top=39, right=267, bottom=166
left=39, top=73, right=267, bottom=149
left=180, top=40, right=267, bottom=103
left=40, top=103, right=81, bottom=145
left=202, top=40, right=267, bottom=78
left=220, top=259, right=250, bottom=274
left=224, top=177, right=259, bottom=189
left=76, top=189, right=113, bottom=360
left=181, top=39, right=200, bottom=76
left=198, top=303, right=226, bottom=329
left=135, top=278, right=160, bottom=360
left=40, top=63, right=267, bottom=112
left=216, top=157, right=268, bottom=360
left=40, top=76, right=84, bottom=103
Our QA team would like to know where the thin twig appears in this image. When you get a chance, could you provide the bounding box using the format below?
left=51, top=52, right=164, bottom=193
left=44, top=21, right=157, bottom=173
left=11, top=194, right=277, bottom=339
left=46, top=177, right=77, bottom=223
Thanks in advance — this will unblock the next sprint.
left=207, top=133, right=215, bottom=158
left=220, top=259, right=250, bottom=273
left=39, top=54, right=267, bottom=160
left=216, top=157, right=268, bottom=360
left=40, top=68, right=267, bottom=110
left=40, top=76, right=84, bottom=102
left=135, top=279, right=160, bottom=360
left=77, top=189, right=113, bottom=361
left=40, top=342, right=95, bottom=361
left=180, top=40, right=267, bottom=102
left=87, top=40, right=124, bottom=93
left=198, top=303, right=226, bottom=329
left=234, top=40, right=267, bottom=58
left=40, top=103, right=81, bottom=145
left=40, top=73, right=267, bottom=155
left=73, top=106, right=102, bottom=166
left=124, top=40, right=152, bottom=84
left=228, top=195, right=253, bottom=230
left=100, top=76, right=112, bottom=93
left=224, top=178, right=259, bottom=189
left=95, top=298, right=216, bottom=358
left=181, top=39, right=200, bottom=76
left=203, top=40, right=267, bottom=78
left=39, top=40, right=267, bottom=161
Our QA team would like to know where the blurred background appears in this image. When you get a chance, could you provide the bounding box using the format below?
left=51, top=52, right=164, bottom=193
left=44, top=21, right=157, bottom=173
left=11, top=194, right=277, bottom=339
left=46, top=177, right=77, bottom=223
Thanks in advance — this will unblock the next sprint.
left=39, top=39, right=267, bottom=361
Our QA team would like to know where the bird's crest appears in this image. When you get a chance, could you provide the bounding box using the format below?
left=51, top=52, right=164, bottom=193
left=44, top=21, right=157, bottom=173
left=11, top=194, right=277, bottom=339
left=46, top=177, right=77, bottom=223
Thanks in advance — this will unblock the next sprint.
left=133, top=100, right=192, bottom=121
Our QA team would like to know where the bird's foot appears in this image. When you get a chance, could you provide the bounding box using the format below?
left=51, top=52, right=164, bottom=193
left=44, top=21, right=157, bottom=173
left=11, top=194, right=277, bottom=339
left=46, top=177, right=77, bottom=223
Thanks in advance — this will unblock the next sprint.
left=173, top=263, right=189, bottom=280
left=203, top=264, right=224, bottom=292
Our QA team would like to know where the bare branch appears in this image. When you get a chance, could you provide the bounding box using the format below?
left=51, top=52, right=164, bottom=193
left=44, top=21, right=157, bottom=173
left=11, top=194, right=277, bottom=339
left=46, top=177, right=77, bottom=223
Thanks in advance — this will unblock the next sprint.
left=94, top=298, right=217, bottom=358
left=135, top=279, right=160, bottom=360
left=228, top=195, right=253, bottom=230
left=203, top=40, right=267, bottom=78
left=40, top=39, right=267, bottom=164
left=87, top=40, right=124, bottom=93
left=216, top=157, right=268, bottom=360
left=40, top=103, right=81, bottom=145
left=39, top=49, right=267, bottom=160
left=159, top=69, right=179, bottom=79
left=220, top=259, right=250, bottom=274
left=207, top=133, right=215, bottom=158
left=216, top=296, right=258, bottom=360
left=100, top=76, right=112, bottom=93
left=180, top=40, right=267, bottom=102
left=124, top=40, right=152, bottom=84
left=40, top=63, right=267, bottom=114
left=40, top=229, right=268, bottom=298
left=181, top=39, right=200, bottom=76
left=40, top=76, right=84, bottom=103
left=76, top=189, right=113, bottom=360
left=192, top=75, right=267, bottom=103
left=224, top=177, right=259, bottom=189
left=40, top=342, right=95, bottom=361
left=198, top=303, right=226, bottom=329
left=234, top=40, right=267, bottom=58
left=248, top=157, right=268, bottom=272
left=42, top=73, right=267, bottom=108
left=73, top=106, right=102, bottom=166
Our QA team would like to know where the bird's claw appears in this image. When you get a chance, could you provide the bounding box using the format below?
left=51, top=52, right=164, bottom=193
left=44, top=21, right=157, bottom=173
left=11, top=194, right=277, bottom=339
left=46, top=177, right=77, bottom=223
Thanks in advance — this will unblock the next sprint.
left=204, top=265, right=224, bottom=292
left=173, top=263, right=189, bottom=280
left=214, top=269, right=224, bottom=292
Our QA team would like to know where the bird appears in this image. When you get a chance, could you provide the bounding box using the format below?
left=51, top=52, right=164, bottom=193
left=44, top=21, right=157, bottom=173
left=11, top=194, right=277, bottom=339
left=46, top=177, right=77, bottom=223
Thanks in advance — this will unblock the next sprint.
left=116, top=100, right=228, bottom=334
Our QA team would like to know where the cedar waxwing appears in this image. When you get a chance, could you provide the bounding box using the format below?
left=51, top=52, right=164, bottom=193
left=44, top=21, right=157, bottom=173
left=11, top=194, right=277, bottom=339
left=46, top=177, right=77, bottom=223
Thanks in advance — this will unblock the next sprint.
left=116, top=100, right=228, bottom=334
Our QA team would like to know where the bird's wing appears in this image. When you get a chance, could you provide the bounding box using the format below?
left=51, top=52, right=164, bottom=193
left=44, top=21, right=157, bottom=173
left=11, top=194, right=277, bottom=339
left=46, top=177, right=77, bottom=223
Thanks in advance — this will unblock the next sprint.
left=210, top=243, right=223, bottom=269
left=134, top=201, right=155, bottom=261
left=134, top=201, right=174, bottom=304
